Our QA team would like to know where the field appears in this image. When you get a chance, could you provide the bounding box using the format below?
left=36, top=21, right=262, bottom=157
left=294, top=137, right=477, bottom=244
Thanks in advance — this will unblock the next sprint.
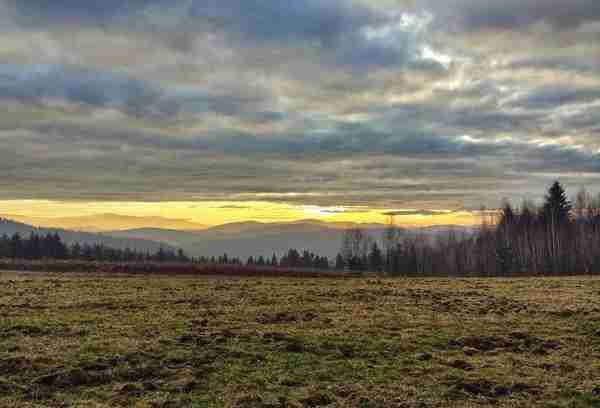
left=1, top=272, right=600, bottom=407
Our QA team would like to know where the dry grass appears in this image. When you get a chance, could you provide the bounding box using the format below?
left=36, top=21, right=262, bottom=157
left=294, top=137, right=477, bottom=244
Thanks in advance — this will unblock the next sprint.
left=1, top=273, right=600, bottom=407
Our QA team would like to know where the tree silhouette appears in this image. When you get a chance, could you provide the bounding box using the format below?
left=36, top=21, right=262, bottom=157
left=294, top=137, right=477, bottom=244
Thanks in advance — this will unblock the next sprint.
left=542, top=181, right=572, bottom=224
left=368, top=241, right=383, bottom=272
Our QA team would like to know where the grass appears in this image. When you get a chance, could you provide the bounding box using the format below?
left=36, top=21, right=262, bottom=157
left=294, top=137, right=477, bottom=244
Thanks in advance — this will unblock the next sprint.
left=1, top=273, right=600, bottom=407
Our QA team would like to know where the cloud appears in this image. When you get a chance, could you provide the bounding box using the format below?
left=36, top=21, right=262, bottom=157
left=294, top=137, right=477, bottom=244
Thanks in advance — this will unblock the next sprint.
left=510, top=86, right=600, bottom=109
left=382, top=209, right=455, bottom=217
left=0, top=63, right=277, bottom=121
left=11, top=0, right=156, bottom=25
left=426, top=0, right=600, bottom=31
left=2, top=0, right=600, bottom=211
left=10, top=0, right=443, bottom=71
left=506, top=55, right=600, bottom=74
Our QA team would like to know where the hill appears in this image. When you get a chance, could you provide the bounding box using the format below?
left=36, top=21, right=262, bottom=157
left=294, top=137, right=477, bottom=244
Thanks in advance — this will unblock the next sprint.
left=0, top=218, right=175, bottom=253
left=0, top=214, right=208, bottom=232
left=108, top=221, right=476, bottom=259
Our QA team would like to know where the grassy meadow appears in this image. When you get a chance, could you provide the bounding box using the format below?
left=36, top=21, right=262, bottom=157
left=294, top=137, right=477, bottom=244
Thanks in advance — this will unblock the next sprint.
left=1, top=272, right=600, bottom=407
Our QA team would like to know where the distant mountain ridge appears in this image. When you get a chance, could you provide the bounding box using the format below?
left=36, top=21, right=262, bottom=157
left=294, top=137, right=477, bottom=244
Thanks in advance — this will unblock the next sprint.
left=0, top=218, right=175, bottom=253
left=108, top=221, right=477, bottom=260
left=0, top=216, right=477, bottom=260
left=0, top=213, right=208, bottom=232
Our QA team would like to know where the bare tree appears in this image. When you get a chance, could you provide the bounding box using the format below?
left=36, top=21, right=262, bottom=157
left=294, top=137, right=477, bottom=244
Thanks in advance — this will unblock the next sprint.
left=341, top=228, right=371, bottom=271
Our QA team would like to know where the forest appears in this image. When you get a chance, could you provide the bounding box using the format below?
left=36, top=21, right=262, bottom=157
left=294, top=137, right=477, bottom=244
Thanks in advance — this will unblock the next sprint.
left=338, top=181, right=600, bottom=276
left=0, top=231, right=332, bottom=271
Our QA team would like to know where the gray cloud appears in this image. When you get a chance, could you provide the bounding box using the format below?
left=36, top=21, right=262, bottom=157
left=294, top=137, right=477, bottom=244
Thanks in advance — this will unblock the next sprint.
left=382, top=210, right=455, bottom=217
left=0, top=63, right=277, bottom=121
left=2, top=0, right=600, bottom=210
left=426, top=0, right=600, bottom=31
left=10, top=0, right=157, bottom=25
left=507, top=56, right=600, bottom=74
left=510, top=86, right=600, bottom=109
left=0, top=64, right=166, bottom=117
left=10, top=0, right=440, bottom=71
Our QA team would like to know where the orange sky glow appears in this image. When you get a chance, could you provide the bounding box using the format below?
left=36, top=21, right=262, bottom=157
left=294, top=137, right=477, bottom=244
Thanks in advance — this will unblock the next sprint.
left=0, top=200, right=484, bottom=231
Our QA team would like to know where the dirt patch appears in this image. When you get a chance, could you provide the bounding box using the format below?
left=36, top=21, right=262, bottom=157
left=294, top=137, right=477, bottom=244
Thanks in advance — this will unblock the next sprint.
left=0, top=324, right=53, bottom=338
left=449, top=336, right=510, bottom=352
left=450, top=379, right=538, bottom=399
left=434, top=295, right=529, bottom=315
left=115, top=382, right=144, bottom=396
left=263, top=332, right=293, bottom=342
left=0, top=357, right=35, bottom=375
left=446, top=359, right=474, bottom=371
left=284, top=338, right=307, bottom=353
left=0, top=379, right=25, bottom=396
left=415, top=352, right=433, bottom=362
left=234, top=394, right=284, bottom=408
left=33, top=368, right=111, bottom=389
left=317, top=342, right=367, bottom=359
left=62, top=301, right=148, bottom=312
left=260, top=331, right=308, bottom=353
left=449, top=332, right=560, bottom=354
left=257, top=311, right=319, bottom=324
left=300, top=392, right=334, bottom=407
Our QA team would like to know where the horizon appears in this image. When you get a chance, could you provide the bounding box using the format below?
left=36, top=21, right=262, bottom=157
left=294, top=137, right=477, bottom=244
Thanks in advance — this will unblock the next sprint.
left=3, top=1, right=600, bottom=231
left=0, top=207, right=482, bottom=232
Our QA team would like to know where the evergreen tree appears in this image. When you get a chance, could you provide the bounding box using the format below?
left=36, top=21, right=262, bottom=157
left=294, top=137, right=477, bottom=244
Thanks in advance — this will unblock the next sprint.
left=10, top=233, right=23, bottom=259
left=71, top=243, right=82, bottom=259
left=495, top=238, right=515, bottom=275
left=177, top=249, right=188, bottom=262
left=25, top=232, right=42, bottom=260
left=0, top=234, right=9, bottom=258
left=542, top=181, right=572, bottom=224
left=335, top=253, right=345, bottom=270
left=368, top=242, right=383, bottom=272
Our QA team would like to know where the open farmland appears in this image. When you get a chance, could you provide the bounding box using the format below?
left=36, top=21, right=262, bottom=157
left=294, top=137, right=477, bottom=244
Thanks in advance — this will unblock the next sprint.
left=1, top=273, right=600, bottom=407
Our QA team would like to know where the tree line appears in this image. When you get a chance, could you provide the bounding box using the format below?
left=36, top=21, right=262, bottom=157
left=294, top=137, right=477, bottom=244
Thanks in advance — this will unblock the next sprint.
left=0, top=232, right=189, bottom=263
left=0, top=231, right=331, bottom=270
left=204, top=249, right=330, bottom=270
left=338, top=181, right=600, bottom=276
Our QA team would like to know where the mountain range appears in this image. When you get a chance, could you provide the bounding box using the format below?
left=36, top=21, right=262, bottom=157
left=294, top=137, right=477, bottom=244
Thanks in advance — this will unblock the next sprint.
left=0, top=214, right=208, bottom=232
left=0, top=218, right=174, bottom=253
left=107, top=220, right=475, bottom=259
left=0, top=217, right=476, bottom=260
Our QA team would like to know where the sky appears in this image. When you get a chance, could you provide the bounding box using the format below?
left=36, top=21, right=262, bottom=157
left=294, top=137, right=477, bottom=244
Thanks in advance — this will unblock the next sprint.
left=1, top=0, right=599, bottom=228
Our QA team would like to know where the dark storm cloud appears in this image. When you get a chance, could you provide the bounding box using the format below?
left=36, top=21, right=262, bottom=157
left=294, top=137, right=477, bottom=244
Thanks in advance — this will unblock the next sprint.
left=427, top=0, right=600, bottom=31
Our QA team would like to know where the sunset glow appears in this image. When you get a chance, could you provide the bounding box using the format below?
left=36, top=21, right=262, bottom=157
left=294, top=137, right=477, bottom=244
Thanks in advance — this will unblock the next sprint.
left=0, top=200, right=482, bottom=231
